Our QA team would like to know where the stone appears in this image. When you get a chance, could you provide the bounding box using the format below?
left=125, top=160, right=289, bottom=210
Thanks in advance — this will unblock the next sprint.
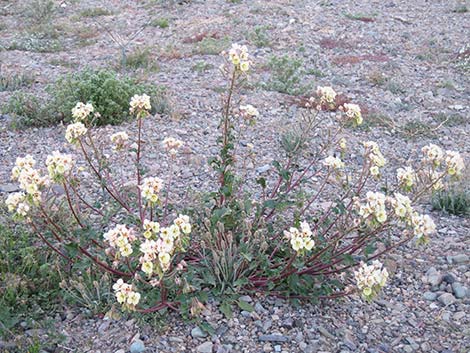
left=239, top=295, right=252, bottom=302
left=453, top=311, right=466, bottom=321
left=318, top=326, right=335, bottom=340
left=437, top=293, right=456, bottom=306
left=255, top=302, right=267, bottom=314
left=451, top=282, right=467, bottom=299
left=281, top=318, right=295, bottom=329
left=259, top=334, right=289, bottom=343
left=426, top=268, right=443, bottom=287
left=192, top=326, right=208, bottom=338
left=423, top=292, right=437, bottom=301
left=256, top=164, right=271, bottom=173
left=442, top=274, right=456, bottom=284
left=451, top=254, right=469, bottom=264
left=130, top=339, right=145, bottom=353
left=197, top=341, right=213, bottom=353
left=274, top=345, right=281, bottom=352
left=114, top=350, right=125, bottom=353
left=0, top=184, right=20, bottom=193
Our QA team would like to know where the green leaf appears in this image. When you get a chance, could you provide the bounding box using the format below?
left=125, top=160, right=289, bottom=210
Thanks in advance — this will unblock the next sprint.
left=237, top=300, right=254, bottom=312
left=220, top=301, right=233, bottom=319
left=199, top=321, right=215, bottom=335
left=256, top=177, right=267, bottom=189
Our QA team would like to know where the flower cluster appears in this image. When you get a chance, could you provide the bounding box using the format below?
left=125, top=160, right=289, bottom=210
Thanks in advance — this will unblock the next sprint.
left=110, top=131, right=129, bottom=151
left=46, top=151, right=74, bottom=181
left=410, top=213, right=436, bottom=244
left=112, top=279, right=141, bottom=310
left=65, top=122, right=88, bottom=144
left=391, top=193, right=413, bottom=220
left=358, top=191, right=387, bottom=224
left=71, top=102, right=94, bottom=122
left=343, top=103, right=363, bottom=125
left=143, top=219, right=160, bottom=239
left=354, top=260, right=389, bottom=301
left=422, top=144, right=444, bottom=166
left=445, top=150, right=464, bottom=176
left=5, top=192, right=29, bottom=217
left=104, top=224, right=137, bottom=257
left=129, top=94, right=151, bottom=115
left=316, top=86, right=337, bottom=107
left=239, top=104, right=259, bottom=122
left=363, top=141, right=386, bottom=177
left=162, top=137, right=184, bottom=156
left=11, top=156, right=47, bottom=204
left=284, top=221, right=315, bottom=253
left=140, top=177, right=164, bottom=204
left=139, top=215, right=192, bottom=277
left=323, top=155, right=345, bottom=170
left=396, top=166, right=415, bottom=190
left=228, top=44, right=250, bottom=72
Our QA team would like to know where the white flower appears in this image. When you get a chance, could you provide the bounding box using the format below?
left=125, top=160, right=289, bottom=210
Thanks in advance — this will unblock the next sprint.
left=397, top=166, right=415, bottom=189
left=445, top=150, right=465, bottom=176
left=316, top=86, right=337, bottom=106
left=323, top=156, right=345, bottom=170
left=110, top=132, right=129, bottom=150
left=129, top=94, right=151, bottom=114
left=343, top=103, right=362, bottom=125
left=239, top=104, right=259, bottom=119
left=65, top=122, right=88, bottom=144
left=46, top=151, right=74, bottom=180
left=411, top=213, right=436, bottom=242
left=162, top=137, right=184, bottom=156
left=227, top=44, right=250, bottom=71
left=363, top=141, right=386, bottom=169
left=71, top=102, right=94, bottom=122
left=354, top=261, right=388, bottom=301
left=140, top=177, right=164, bottom=203
left=422, top=144, right=444, bottom=165
left=284, top=222, right=315, bottom=253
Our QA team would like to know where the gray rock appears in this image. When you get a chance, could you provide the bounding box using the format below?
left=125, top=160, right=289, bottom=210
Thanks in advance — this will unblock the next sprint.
left=281, top=318, right=295, bottom=329
left=192, top=326, right=208, bottom=338
left=255, top=302, right=267, bottom=314
left=130, top=339, right=145, bottom=353
left=426, top=269, right=443, bottom=287
left=442, top=274, right=456, bottom=284
left=437, top=293, right=456, bottom=306
left=423, top=292, right=437, bottom=301
left=452, top=282, right=467, bottom=299
left=256, top=164, right=271, bottom=174
left=452, top=254, right=469, bottom=264
left=0, top=184, right=20, bottom=193
left=274, top=345, right=281, bottom=352
left=197, top=341, right=213, bottom=353
left=318, top=326, right=335, bottom=340
left=259, top=334, right=289, bottom=342
left=239, top=295, right=252, bottom=302
left=262, top=320, right=272, bottom=332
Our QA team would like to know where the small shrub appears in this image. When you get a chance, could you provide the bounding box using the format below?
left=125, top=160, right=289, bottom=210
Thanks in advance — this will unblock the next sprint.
left=2, top=92, right=53, bottom=128
left=0, top=220, right=62, bottom=337
left=191, top=61, right=214, bottom=73
left=49, top=69, right=169, bottom=125
left=25, top=0, right=55, bottom=25
left=79, top=7, right=113, bottom=18
left=8, top=34, right=63, bottom=53
left=0, top=71, right=34, bottom=92
left=194, top=37, right=230, bottom=55
left=432, top=186, right=470, bottom=216
left=345, top=12, right=376, bottom=22
left=121, top=47, right=159, bottom=71
left=150, top=18, right=169, bottom=28
left=248, top=25, right=271, bottom=48
left=262, top=54, right=310, bottom=95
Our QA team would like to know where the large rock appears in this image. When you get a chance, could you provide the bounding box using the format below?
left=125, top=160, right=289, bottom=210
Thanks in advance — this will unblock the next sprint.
left=452, top=282, right=467, bottom=299
left=197, top=342, right=213, bottom=353
left=437, top=293, right=456, bottom=306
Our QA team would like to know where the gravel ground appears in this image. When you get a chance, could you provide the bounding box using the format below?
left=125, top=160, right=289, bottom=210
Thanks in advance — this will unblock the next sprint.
left=0, top=0, right=469, bottom=352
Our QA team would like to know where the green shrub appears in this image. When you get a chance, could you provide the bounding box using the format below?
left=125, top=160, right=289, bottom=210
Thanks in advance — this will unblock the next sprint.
left=2, top=92, right=54, bottom=128
left=0, top=220, right=62, bottom=337
left=150, top=18, right=169, bottom=28
left=262, top=54, right=310, bottom=95
left=49, top=69, right=169, bottom=126
left=432, top=187, right=470, bottom=216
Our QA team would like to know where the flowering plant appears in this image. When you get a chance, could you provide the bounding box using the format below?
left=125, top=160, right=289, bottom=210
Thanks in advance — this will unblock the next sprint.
left=5, top=44, right=466, bottom=317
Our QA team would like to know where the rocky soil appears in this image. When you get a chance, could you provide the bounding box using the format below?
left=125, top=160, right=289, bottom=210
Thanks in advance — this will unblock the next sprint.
left=0, top=0, right=469, bottom=352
